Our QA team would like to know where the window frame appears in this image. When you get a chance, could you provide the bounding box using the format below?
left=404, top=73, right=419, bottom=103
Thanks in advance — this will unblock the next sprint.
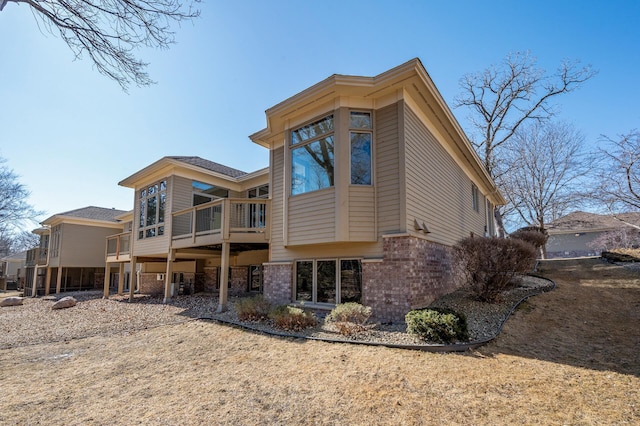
left=472, top=184, right=480, bottom=213
left=349, top=110, right=373, bottom=186
left=290, top=114, right=335, bottom=196
left=138, top=179, right=167, bottom=240
left=294, top=258, right=362, bottom=305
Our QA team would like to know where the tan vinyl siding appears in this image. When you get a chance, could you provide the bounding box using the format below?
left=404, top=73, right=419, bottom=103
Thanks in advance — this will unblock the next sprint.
left=269, top=147, right=287, bottom=261
left=287, top=188, right=336, bottom=245
left=375, top=102, right=402, bottom=234
left=171, top=176, right=193, bottom=212
left=349, top=186, right=375, bottom=241
left=58, top=223, right=122, bottom=267
left=403, top=104, right=485, bottom=246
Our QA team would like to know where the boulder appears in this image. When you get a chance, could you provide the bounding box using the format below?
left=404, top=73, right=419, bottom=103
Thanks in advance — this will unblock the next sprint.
left=52, top=296, right=77, bottom=310
left=0, top=296, right=24, bottom=307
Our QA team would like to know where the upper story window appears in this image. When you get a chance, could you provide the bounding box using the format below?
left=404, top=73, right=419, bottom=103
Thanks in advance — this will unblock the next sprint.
left=50, top=225, right=61, bottom=258
left=192, top=181, right=229, bottom=206
left=139, top=180, right=166, bottom=239
left=350, top=111, right=372, bottom=185
left=247, top=184, right=269, bottom=199
left=291, top=115, right=334, bottom=195
left=472, top=184, right=479, bottom=212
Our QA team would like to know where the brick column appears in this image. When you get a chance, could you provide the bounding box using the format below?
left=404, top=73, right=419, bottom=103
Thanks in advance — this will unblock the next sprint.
left=263, top=262, right=292, bottom=305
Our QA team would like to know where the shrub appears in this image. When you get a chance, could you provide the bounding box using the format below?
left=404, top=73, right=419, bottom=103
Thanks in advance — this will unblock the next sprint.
left=268, top=305, right=317, bottom=331
left=405, top=308, right=469, bottom=344
left=235, top=295, right=271, bottom=321
left=510, top=228, right=548, bottom=250
left=454, top=236, right=537, bottom=303
left=326, top=303, right=373, bottom=336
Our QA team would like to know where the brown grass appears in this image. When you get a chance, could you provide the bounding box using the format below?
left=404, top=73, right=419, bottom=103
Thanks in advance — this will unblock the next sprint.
left=1, top=258, right=638, bottom=425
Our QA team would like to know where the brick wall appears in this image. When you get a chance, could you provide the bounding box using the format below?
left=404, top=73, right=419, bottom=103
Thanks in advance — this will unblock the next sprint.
left=230, top=266, right=248, bottom=296
left=203, top=267, right=218, bottom=293
left=362, top=235, right=458, bottom=323
left=138, top=273, right=164, bottom=295
left=263, top=262, right=292, bottom=305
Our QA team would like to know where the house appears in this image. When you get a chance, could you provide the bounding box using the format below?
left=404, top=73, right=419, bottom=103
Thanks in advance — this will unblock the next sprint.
left=105, top=156, right=270, bottom=304
left=25, top=206, right=127, bottom=296
left=250, top=58, right=504, bottom=321
left=546, top=211, right=640, bottom=258
left=106, top=59, right=504, bottom=322
left=0, top=250, right=27, bottom=290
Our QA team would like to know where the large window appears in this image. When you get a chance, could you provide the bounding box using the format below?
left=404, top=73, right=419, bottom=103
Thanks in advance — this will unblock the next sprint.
left=139, top=180, right=166, bottom=239
left=291, top=115, right=335, bottom=195
left=295, top=259, right=362, bottom=304
left=193, top=181, right=229, bottom=206
left=350, top=111, right=372, bottom=185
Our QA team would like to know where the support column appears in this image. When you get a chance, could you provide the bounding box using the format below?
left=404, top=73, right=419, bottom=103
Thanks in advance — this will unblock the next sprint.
left=44, top=267, right=52, bottom=296
left=55, top=268, right=62, bottom=294
left=31, top=266, right=38, bottom=297
left=103, top=262, right=111, bottom=299
left=129, top=257, right=137, bottom=302
left=164, top=250, right=175, bottom=303
left=216, top=242, right=230, bottom=313
left=117, top=263, right=125, bottom=295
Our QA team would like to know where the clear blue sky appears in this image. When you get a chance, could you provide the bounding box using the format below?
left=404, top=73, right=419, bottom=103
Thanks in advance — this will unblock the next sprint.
left=1, top=0, right=638, bottom=223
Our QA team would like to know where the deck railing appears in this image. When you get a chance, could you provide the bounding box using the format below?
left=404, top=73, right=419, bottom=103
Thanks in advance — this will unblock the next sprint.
left=172, top=198, right=269, bottom=242
left=106, top=232, right=131, bottom=260
left=25, top=247, right=48, bottom=267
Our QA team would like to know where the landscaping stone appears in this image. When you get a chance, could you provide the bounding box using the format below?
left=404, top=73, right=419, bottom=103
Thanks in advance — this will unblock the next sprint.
left=0, top=297, right=24, bottom=307
left=52, top=296, right=77, bottom=310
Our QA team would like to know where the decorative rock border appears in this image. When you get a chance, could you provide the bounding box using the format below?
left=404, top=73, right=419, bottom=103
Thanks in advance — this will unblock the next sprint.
left=199, top=274, right=557, bottom=352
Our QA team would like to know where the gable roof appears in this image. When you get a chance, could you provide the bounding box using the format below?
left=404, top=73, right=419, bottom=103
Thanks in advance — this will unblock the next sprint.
left=119, top=156, right=259, bottom=188
left=547, top=211, right=640, bottom=233
left=167, top=156, right=247, bottom=178
left=42, top=206, right=128, bottom=226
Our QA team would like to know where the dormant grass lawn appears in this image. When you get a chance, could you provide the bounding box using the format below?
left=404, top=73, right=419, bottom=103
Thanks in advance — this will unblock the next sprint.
left=1, top=258, right=638, bottom=425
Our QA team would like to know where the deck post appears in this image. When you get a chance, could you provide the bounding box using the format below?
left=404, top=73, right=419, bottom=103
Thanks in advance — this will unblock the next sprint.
left=164, top=249, right=175, bottom=303
left=129, top=257, right=137, bottom=302
left=103, top=262, right=111, bottom=299
left=117, top=263, right=125, bottom=295
left=55, top=268, right=62, bottom=294
left=216, top=242, right=230, bottom=313
left=44, top=267, right=52, bottom=296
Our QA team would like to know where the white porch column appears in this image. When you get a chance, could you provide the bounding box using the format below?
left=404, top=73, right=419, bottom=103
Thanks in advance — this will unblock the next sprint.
left=129, top=256, right=137, bottom=302
left=117, top=263, right=125, bottom=295
left=164, top=250, right=175, bottom=303
left=103, top=262, right=111, bottom=299
left=216, top=242, right=230, bottom=313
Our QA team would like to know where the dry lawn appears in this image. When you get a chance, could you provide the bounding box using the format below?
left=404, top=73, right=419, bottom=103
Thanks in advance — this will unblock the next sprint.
left=1, top=258, right=638, bottom=425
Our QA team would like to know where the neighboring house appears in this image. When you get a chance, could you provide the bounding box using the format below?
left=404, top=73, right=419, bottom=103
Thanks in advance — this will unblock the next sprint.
left=105, top=156, right=270, bottom=303
left=106, top=59, right=504, bottom=321
left=546, top=211, right=640, bottom=259
left=0, top=250, right=27, bottom=290
left=25, top=206, right=127, bottom=296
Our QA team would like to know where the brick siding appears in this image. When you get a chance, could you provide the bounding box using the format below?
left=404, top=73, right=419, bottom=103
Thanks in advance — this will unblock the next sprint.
left=263, top=262, right=292, bottom=305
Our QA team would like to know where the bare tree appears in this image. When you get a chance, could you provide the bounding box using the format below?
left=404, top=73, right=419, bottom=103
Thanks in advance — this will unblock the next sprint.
left=1, top=0, right=200, bottom=91
left=455, top=51, right=595, bottom=235
left=594, top=130, right=640, bottom=227
left=0, top=157, right=42, bottom=236
left=500, top=122, right=593, bottom=241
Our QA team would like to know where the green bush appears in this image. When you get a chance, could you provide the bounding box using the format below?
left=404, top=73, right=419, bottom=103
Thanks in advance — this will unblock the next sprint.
left=405, top=308, right=469, bottom=343
left=454, top=236, right=537, bottom=303
left=235, top=295, right=272, bottom=321
left=325, top=303, right=373, bottom=336
left=268, top=305, right=317, bottom=331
